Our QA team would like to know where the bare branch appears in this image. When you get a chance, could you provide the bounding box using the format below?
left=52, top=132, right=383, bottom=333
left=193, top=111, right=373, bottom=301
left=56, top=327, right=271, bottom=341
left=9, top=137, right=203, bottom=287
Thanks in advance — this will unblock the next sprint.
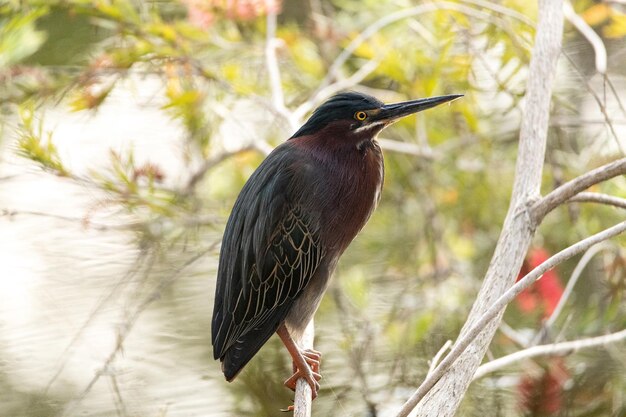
left=563, top=0, right=607, bottom=74
left=568, top=192, right=626, bottom=210
left=427, top=340, right=452, bottom=378
left=60, top=248, right=211, bottom=416
left=543, top=242, right=613, bottom=332
left=499, top=321, right=531, bottom=348
left=473, top=328, right=626, bottom=380
left=550, top=117, right=626, bottom=127
left=265, top=10, right=297, bottom=131
left=184, top=147, right=253, bottom=193
left=532, top=158, right=626, bottom=222
left=315, top=2, right=530, bottom=94
left=398, top=1, right=564, bottom=414
left=396, top=220, right=626, bottom=417
left=0, top=208, right=144, bottom=231
left=293, top=320, right=315, bottom=417
left=460, top=0, right=536, bottom=27
left=562, top=52, right=626, bottom=155
left=293, top=60, right=379, bottom=120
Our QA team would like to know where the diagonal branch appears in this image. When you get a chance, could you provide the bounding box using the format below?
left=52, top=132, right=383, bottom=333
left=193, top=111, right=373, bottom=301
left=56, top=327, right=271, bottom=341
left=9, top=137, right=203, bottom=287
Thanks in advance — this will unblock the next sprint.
left=473, top=328, right=626, bottom=380
left=539, top=242, right=613, bottom=340
left=397, top=0, right=564, bottom=415
left=532, top=158, right=626, bottom=222
left=568, top=191, right=626, bottom=210
left=396, top=220, right=626, bottom=416
left=563, top=0, right=606, bottom=74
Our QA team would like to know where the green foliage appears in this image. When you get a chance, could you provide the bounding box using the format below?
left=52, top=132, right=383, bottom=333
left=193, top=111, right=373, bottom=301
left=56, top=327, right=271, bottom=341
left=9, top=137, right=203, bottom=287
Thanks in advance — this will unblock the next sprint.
left=16, top=105, right=68, bottom=175
left=0, top=7, right=47, bottom=67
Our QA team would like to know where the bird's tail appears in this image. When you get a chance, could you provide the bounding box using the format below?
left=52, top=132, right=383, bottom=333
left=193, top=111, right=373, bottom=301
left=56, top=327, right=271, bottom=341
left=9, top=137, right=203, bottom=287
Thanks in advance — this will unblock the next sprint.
left=219, top=325, right=279, bottom=381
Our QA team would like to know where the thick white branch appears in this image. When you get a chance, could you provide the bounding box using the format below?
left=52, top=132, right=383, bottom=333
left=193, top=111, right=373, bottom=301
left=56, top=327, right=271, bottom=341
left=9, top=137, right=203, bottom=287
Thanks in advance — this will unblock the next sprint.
left=397, top=221, right=626, bottom=417
left=473, top=328, right=626, bottom=380
left=397, top=1, right=564, bottom=415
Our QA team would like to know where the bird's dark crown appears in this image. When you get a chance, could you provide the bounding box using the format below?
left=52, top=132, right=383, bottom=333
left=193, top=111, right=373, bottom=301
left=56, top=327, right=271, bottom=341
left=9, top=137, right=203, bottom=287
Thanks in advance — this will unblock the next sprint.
left=290, top=91, right=384, bottom=138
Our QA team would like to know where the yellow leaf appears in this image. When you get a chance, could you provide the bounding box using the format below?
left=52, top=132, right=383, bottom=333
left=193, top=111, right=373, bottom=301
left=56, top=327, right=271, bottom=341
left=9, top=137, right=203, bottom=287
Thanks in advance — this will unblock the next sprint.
left=604, top=12, right=626, bottom=39
left=581, top=4, right=611, bottom=26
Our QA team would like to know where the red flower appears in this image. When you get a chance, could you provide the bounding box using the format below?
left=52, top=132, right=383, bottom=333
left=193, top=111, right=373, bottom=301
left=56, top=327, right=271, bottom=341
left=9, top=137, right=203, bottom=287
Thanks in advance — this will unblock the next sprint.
left=518, top=357, right=569, bottom=415
left=516, top=248, right=564, bottom=319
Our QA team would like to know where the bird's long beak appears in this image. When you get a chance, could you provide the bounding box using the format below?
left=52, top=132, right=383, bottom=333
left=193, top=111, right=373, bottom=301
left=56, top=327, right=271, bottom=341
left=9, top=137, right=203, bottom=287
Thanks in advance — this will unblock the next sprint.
left=375, top=94, right=463, bottom=123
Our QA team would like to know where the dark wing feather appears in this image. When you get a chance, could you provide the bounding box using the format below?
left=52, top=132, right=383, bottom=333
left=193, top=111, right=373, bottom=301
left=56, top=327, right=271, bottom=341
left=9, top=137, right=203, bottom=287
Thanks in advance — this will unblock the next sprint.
left=211, top=144, right=324, bottom=380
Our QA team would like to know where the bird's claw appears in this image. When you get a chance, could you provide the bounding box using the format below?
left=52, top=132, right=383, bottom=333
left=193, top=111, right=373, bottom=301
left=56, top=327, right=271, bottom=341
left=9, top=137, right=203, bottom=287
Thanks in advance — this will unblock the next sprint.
left=285, top=348, right=322, bottom=398
left=283, top=365, right=322, bottom=399
left=302, top=348, right=321, bottom=373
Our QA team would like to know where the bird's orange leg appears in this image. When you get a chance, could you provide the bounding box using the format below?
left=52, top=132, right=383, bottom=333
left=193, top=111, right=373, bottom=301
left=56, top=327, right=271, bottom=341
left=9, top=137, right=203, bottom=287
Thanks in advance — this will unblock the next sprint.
left=276, top=323, right=322, bottom=399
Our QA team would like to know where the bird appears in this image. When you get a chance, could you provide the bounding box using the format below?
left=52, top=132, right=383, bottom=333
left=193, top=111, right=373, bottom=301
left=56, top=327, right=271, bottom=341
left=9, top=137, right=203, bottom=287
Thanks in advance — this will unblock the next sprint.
left=211, top=91, right=462, bottom=399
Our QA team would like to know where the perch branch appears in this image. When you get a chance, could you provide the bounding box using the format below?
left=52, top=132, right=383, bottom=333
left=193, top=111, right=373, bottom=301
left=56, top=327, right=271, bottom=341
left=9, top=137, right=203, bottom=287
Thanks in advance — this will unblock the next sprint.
left=293, top=320, right=315, bottom=417
left=427, top=340, right=452, bottom=377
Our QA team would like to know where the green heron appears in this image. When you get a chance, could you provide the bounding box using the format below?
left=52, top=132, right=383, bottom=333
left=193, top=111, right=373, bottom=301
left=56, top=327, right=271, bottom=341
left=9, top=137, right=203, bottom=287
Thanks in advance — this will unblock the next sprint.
left=212, top=91, right=462, bottom=399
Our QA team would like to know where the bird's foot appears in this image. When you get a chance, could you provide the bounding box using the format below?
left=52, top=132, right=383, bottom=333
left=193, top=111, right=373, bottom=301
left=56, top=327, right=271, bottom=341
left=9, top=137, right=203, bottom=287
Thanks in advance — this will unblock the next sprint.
left=292, top=348, right=322, bottom=373
left=284, top=349, right=322, bottom=399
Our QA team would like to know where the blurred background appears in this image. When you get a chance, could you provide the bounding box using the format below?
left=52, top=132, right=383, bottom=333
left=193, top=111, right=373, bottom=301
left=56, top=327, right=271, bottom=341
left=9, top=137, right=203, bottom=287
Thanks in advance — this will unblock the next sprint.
left=1, top=0, right=626, bottom=416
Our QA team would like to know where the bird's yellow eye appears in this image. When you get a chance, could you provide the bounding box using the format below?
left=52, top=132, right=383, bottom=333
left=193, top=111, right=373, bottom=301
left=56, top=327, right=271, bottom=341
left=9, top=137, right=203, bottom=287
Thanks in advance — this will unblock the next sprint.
left=354, top=111, right=367, bottom=121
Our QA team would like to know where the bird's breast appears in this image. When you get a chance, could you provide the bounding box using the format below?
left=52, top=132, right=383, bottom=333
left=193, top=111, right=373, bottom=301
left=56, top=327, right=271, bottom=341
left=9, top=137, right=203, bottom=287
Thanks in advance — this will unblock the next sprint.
left=318, top=141, right=384, bottom=253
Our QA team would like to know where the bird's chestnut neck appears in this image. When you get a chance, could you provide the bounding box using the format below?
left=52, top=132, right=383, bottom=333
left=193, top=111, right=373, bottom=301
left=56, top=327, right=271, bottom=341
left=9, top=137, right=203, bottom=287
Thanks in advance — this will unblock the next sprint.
left=289, top=119, right=383, bottom=158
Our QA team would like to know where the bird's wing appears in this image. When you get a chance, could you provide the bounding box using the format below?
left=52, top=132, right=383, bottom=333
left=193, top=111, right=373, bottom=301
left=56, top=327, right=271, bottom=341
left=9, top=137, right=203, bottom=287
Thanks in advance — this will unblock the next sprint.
left=211, top=145, right=324, bottom=377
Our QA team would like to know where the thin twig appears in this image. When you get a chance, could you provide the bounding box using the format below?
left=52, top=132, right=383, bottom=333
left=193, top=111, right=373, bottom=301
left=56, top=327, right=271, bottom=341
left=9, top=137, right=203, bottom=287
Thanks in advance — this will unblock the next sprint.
left=1, top=208, right=136, bottom=231
left=265, top=10, right=297, bottom=131
left=60, top=248, right=212, bottom=416
left=314, top=2, right=528, bottom=96
left=542, top=242, right=612, bottom=333
left=562, top=51, right=626, bottom=155
left=395, top=221, right=626, bottom=417
left=550, top=117, right=626, bottom=127
left=45, top=252, right=149, bottom=393
left=473, top=328, right=626, bottom=380
left=532, top=158, right=626, bottom=222
left=293, top=60, right=379, bottom=121
left=184, top=146, right=253, bottom=193
left=568, top=192, right=626, bottom=210
left=427, top=340, right=452, bottom=377
left=563, top=0, right=607, bottom=74
left=604, top=75, right=626, bottom=117
left=499, top=321, right=531, bottom=348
